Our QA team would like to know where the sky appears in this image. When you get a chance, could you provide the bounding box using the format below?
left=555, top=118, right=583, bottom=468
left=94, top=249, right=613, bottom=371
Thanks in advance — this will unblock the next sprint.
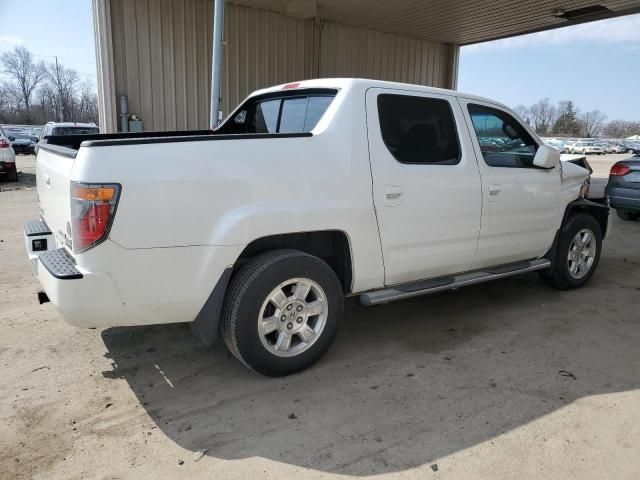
left=0, top=2, right=638, bottom=121
left=0, top=0, right=96, bottom=83
left=459, top=13, right=640, bottom=121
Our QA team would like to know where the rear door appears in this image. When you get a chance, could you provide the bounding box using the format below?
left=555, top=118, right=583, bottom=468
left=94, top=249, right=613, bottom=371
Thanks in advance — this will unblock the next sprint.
left=366, top=88, right=482, bottom=286
left=459, top=99, right=561, bottom=268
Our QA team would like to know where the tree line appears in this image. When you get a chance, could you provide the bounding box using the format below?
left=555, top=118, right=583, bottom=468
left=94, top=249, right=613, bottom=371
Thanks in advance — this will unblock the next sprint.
left=0, top=46, right=98, bottom=126
left=514, top=98, right=640, bottom=139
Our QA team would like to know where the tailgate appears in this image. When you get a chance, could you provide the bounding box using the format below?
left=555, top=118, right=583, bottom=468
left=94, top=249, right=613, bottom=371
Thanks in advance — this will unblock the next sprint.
left=36, top=146, right=75, bottom=250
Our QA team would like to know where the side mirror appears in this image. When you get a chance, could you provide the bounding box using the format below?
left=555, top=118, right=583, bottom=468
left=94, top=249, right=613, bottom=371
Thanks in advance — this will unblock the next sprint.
left=7, top=135, right=15, bottom=142
left=533, top=144, right=560, bottom=169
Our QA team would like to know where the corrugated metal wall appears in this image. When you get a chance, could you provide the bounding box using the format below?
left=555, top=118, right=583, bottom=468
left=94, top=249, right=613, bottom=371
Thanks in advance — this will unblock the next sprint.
left=319, top=22, right=452, bottom=88
left=221, top=4, right=317, bottom=116
left=104, top=0, right=455, bottom=131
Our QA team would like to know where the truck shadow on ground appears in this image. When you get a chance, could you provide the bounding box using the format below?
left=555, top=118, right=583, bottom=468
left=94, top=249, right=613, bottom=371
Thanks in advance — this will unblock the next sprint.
left=101, top=241, right=640, bottom=475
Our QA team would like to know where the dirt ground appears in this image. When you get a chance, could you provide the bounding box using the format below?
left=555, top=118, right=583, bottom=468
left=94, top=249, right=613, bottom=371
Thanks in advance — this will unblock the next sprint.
left=1, top=154, right=639, bottom=480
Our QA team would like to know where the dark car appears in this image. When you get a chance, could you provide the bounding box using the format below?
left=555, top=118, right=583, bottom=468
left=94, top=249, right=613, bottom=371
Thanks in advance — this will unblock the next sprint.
left=606, top=156, right=640, bottom=221
left=8, top=133, right=36, bottom=155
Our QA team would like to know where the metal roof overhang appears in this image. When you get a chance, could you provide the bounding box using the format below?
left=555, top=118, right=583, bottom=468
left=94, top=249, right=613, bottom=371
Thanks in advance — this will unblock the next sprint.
left=229, top=0, right=640, bottom=45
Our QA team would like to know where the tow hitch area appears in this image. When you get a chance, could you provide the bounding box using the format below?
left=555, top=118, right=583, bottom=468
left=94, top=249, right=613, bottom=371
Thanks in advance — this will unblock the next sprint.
left=37, top=291, right=50, bottom=305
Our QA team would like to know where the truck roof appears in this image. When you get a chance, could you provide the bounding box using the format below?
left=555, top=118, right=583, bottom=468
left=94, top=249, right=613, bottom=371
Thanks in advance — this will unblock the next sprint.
left=250, top=78, right=510, bottom=111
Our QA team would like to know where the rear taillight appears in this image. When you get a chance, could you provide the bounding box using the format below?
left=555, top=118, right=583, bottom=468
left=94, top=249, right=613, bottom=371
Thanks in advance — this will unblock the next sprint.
left=0, top=139, right=10, bottom=148
left=71, top=182, right=121, bottom=253
left=610, top=164, right=631, bottom=176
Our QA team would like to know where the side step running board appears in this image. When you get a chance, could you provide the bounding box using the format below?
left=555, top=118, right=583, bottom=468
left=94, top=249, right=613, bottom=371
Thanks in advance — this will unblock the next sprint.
left=360, top=258, right=551, bottom=306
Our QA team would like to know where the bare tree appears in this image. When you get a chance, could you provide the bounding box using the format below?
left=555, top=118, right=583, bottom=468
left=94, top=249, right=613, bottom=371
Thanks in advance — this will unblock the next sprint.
left=45, top=59, right=79, bottom=122
left=604, top=120, right=640, bottom=139
left=579, top=110, right=607, bottom=138
left=513, top=105, right=531, bottom=125
left=529, top=98, right=557, bottom=135
left=0, top=46, right=46, bottom=120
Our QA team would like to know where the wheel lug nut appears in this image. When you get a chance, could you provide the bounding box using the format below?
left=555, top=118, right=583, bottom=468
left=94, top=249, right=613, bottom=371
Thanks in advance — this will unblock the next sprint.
left=296, top=317, right=303, bottom=324
left=281, top=315, right=286, bottom=321
left=296, top=305, right=303, bottom=312
left=287, top=304, right=293, bottom=311
left=287, top=323, right=293, bottom=330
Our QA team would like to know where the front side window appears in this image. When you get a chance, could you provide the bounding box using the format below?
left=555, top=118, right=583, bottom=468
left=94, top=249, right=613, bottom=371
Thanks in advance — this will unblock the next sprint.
left=377, top=94, right=460, bottom=165
left=468, top=104, right=539, bottom=168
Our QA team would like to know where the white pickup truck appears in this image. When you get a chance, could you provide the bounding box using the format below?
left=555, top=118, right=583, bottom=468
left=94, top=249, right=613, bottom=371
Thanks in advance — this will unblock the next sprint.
left=25, top=79, right=608, bottom=376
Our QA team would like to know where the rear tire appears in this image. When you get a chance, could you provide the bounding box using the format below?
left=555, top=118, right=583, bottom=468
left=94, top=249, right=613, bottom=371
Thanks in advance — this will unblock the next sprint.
left=617, top=209, right=640, bottom=221
left=220, top=249, right=344, bottom=376
left=6, top=169, right=18, bottom=182
left=541, top=213, right=602, bottom=290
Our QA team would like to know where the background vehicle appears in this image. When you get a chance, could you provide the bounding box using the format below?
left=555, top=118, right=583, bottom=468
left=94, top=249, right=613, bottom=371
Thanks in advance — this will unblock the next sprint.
left=607, top=156, right=640, bottom=221
left=568, top=140, right=605, bottom=155
left=36, top=122, right=100, bottom=154
left=25, top=79, right=607, bottom=376
left=8, top=132, right=36, bottom=155
left=0, top=126, right=18, bottom=182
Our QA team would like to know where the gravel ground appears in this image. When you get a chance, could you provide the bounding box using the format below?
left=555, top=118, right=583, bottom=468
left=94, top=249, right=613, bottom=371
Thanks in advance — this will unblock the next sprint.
left=1, top=154, right=640, bottom=480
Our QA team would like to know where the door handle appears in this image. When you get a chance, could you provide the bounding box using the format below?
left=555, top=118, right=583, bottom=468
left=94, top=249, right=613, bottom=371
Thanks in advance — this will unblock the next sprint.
left=488, top=183, right=501, bottom=202
left=45, top=175, right=51, bottom=187
left=385, top=185, right=403, bottom=205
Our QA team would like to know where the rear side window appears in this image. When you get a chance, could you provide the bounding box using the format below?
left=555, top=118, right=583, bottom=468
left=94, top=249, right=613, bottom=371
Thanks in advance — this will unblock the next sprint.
left=467, top=104, right=539, bottom=168
left=221, top=90, right=337, bottom=135
left=377, top=94, right=460, bottom=165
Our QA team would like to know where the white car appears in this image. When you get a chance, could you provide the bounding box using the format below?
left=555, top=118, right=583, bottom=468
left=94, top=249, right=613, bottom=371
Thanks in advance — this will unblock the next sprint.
left=25, top=79, right=608, bottom=376
left=0, top=125, right=18, bottom=181
left=568, top=141, right=605, bottom=155
left=35, top=122, right=100, bottom=154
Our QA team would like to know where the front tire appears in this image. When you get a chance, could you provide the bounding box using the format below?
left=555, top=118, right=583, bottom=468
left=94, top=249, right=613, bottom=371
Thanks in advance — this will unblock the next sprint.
left=220, top=249, right=344, bottom=376
left=541, top=213, right=602, bottom=290
left=617, top=209, right=640, bottom=221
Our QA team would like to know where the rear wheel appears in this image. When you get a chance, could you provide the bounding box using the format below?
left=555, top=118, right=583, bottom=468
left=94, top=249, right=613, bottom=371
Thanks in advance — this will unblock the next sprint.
left=220, top=249, right=344, bottom=376
left=6, top=168, right=18, bottom=182
left=541, top=213, right=602, bottom=290
left=617, top=209, right=640, bottom=221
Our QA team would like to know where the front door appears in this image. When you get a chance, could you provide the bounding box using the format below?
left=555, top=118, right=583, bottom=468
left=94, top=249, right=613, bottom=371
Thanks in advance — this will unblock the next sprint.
left=366, top=88, right=482, bottom=286
left=459, top=99, right=562, bottom=268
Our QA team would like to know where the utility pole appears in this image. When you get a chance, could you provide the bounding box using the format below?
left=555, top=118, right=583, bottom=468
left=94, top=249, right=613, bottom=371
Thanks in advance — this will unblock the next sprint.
left=55, top=56, right=63, bottom=122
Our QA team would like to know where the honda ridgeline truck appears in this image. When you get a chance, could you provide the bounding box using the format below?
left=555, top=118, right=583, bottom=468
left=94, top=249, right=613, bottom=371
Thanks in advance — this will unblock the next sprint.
left=25, top=79, right=608, bottom=376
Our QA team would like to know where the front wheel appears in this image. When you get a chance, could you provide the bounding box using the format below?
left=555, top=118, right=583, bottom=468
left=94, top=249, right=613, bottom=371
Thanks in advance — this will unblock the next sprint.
left=617, top=209, right=640, bottom=221
left=220, top=249, right=344, bottom=376
left=541, top=213, right=602, bottom=290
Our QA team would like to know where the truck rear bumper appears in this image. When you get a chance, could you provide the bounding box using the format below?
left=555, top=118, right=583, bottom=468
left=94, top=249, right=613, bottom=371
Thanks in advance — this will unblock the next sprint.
left=25, top=218, right=242, bottom=329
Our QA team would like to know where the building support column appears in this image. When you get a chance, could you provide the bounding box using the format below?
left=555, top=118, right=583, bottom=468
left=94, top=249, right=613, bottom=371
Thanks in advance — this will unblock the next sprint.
left=446, top=43, right=460, bottom=90
left=209, top=0, right=225, bottom=129
left=92, top=0, right=118, bottom=133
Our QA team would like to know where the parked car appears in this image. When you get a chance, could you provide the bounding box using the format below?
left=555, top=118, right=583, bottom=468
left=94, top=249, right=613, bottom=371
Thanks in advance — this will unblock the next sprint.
left=610, top=143, right=628, bottom=154
left=568, top=141, right=605, bottom=155
left=606, top=156, right=640, bottom=221
left=35, top=122, right=100, bottom=154
left=25, top=79, right=608, bottom=376
left=542, top=138, right=567, bottom=153
left=8, top=132, right=37, bottom=155
left=0, top=126, right=18, bottom=182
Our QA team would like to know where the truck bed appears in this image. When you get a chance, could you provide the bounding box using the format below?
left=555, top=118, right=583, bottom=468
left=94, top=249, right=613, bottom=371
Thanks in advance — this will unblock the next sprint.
left=41, top=129, right=312, bottom=154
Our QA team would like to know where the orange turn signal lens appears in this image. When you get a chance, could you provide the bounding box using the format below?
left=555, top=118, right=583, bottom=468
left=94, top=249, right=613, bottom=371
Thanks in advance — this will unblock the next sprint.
left=72, top=185, right=116, bottom=202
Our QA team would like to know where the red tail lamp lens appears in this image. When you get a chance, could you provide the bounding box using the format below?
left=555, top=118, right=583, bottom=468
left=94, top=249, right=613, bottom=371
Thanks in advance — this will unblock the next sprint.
left=610, top=164, right=631, bottom=176
left=71, top=183, right=120, bottom=253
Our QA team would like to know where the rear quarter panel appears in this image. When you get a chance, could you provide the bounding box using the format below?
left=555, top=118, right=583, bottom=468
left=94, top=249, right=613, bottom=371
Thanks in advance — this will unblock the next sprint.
left=71, top=85, right=385, bottom=292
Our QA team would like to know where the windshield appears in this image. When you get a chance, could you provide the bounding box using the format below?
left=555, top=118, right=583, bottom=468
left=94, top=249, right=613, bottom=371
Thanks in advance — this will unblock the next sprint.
left=51, top=126, right=99, bottom=136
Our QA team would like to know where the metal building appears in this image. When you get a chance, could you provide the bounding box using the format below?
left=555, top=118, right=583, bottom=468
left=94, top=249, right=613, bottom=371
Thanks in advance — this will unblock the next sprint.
left=92, top=0, right=640, bottom=133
